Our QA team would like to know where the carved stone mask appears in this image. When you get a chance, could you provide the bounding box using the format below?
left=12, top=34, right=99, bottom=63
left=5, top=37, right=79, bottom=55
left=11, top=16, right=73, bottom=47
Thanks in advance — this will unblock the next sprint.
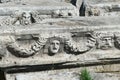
left=49, top=40, right=60, bottom=54
left=98, top=37, right=113, bottom=50
left=21, top=12, right=31, bottom=25
left=114, top=36, right=120, bottom=49
left=115, top=37, right=120, bottom=44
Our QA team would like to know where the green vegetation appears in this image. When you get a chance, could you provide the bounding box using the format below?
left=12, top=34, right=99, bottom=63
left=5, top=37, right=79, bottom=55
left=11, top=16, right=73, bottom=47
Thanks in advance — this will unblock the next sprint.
left=80, top=68, right=93, bottom=80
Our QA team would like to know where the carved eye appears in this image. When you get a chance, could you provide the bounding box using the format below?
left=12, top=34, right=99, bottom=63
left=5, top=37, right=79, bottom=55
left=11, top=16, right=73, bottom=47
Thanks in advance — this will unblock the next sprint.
left=87, top=40, right=90, bottom=43
left=56, top=42, right=60, bottom=45
left=117, top=38, right=120, bottom=41
left=51, top=42, right=54, bottom=45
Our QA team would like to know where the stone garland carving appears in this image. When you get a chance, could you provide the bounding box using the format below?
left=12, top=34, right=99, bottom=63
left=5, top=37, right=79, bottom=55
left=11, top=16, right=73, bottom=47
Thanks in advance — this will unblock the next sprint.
left=64, top=32, right=119, bottom=52
left=7, top=36, right=47, bottom=58
left=64, top=39, right=91, bottom=54
left=6, top=34, right=94, bottom=57
left=6, top=32, right=120, bottom=58
left=64, top=32, right=96, bottom=54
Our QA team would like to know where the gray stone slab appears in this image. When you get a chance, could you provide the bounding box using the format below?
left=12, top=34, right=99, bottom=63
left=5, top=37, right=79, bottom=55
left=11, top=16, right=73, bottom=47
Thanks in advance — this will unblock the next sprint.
left=0, top=0, right=78, bottom=16
left=5, top=69, right=119, bottom=80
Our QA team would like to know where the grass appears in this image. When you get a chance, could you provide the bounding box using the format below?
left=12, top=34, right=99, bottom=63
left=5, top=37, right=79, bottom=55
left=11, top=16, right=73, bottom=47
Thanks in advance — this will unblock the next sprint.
left=80, top=68, right=93, bottom=80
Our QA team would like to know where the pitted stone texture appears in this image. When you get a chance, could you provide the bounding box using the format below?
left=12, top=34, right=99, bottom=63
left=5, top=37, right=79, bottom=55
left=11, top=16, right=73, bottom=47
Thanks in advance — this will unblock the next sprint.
left=0, top=0, right=79, bottom=17
left=86, top=2, right=120, bottom=16
left=6, top=70, right=79, bottom=80
left=40, top=16, right=120, bottom=26
left=6, top=69, right=119, bottom=80
left=85, top=0, right=120, bottom=4
left=94, top=64, right=120, bottom=73
left=91, top=73, right=119, bottom=80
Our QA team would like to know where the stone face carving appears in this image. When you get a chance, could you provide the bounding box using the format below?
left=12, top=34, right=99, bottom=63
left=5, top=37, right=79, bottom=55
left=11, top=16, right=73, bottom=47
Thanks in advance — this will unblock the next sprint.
left=12, top=11, right=36, bottom=25
left=5, top=31, right=120, bottom=58
left=0, top=11, right=36, bottom=26
left=6, top=32, right=97, bottom=57
left=86, top=6, right=100, bottom=16
left=96, top=33, right=114, bottom=50
left=46, top=37, right=64, bottom=56
left=0, top=0, right=120, bottom=80
left=114, top=34, right=120, bottom=50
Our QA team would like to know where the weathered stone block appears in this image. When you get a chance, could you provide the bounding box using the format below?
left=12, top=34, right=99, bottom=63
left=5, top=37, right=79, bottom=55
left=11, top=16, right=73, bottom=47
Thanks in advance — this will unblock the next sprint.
left=0, top=0, right=120, bottom=80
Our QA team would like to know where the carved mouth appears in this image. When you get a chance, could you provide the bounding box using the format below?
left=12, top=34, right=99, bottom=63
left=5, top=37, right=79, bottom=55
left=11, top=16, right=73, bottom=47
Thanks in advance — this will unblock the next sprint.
left=24, top=21, right=29, bottom=25
left=53, top=48, right=57, bottom=50
left=100, top=46, right=112, bottom=50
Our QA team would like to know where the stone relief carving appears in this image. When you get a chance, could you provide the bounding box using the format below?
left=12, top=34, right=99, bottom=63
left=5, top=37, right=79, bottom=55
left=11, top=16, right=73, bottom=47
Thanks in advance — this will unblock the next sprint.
left=12, top=11, right=36, bottom=25
left=7, top=35, right=47, bottom=57
left=64, top=32, right=96, bottom=54
left=45, top=37, right=64, bottom=56
left=52, top=9, right=78, bottom=18
left=0, top=11, right=36, bottom=26
left=86, top=6, right=101, bottom=16
left=6, top=32, right=95, bottom=57
left=5, top=31, right=120, bottom=58
left=0, top=10, right=78, bottom=26
left=114, top=34, right=120, bottom=50
left=0, top=43, right=6, bottom=59
left=96, top=33, right=114, bottom=50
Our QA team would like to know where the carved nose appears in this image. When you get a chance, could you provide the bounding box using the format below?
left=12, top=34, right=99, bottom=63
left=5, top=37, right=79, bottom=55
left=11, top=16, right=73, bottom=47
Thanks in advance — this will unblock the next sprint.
left=54, top=44, right=57, bottom=48
left=105, top=40, right=112, bottom=46
left=24, top=21, right=29, bottom=25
